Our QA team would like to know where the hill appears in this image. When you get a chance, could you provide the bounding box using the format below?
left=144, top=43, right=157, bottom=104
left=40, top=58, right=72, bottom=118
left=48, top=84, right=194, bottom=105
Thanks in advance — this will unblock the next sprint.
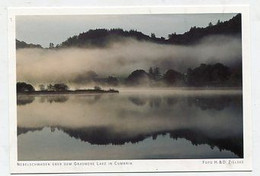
left=57, top=14, right=241, bottom=48
left=16, top=39, right=42, bottom=49
left=16, top=14, right=241, bottom=49
left=168, top=14, right=241, bottom=45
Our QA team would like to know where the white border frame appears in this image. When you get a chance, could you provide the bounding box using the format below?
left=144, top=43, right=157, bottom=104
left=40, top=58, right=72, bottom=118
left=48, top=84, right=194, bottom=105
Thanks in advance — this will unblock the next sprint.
left=8, top=6, right=252, bottom=174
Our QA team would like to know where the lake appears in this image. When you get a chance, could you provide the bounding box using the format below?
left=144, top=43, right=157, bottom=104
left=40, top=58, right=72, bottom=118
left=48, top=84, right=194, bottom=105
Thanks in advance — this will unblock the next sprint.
left=17, top=89, right=243, bottom=160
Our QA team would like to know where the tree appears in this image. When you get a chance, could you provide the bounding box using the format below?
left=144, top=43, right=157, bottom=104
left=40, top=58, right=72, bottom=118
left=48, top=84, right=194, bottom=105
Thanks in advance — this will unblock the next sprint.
left=73, top=70, right=98, bottom=84
left=39, top=84, right=46, bottom=91
left=148, top=67, right=161, bottom=80
left=160, top=37, right=165, bottom=40
left=126, top=69, right=150, bottom=85
left=168, top=32, right=177, bottom=40
left=189, top=26, right=197, bottom=31
left=154, top=67, right=161, bottom=80
left=53, top=83, right=69, bottom=91
left=49, top=43, right=54, bottom=49
left=186, top=63, right=231, bottom=86
left=208, top=22, right=213, bottom=27
left=17, top=82, right=35, bottom=93
left=151, top=33, right=156, bottom=39
left=94, top=86, right=101, bottom=90
left=47, top=84, right=55, bottom=91
left=163, top=69, right=184, bottom=85
left=106, top=76, right=119, bottom=86
left=16, top=40, right=43, bottom=49
left=148, top=67, right=154, bottom=76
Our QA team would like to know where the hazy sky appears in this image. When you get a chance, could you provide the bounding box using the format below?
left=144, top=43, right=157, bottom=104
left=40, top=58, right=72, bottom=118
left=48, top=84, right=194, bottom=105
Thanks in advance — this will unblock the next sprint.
left=16, top=13, right=237, bottom=47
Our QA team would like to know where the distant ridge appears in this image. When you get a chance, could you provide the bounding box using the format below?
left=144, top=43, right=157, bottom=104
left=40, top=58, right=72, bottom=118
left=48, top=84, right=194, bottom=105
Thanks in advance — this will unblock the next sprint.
left=16, top=39, right=42, bottom=49
left=168, top=14, right=241, bottom=45
left=58, top=14, right=241, bottom=48
left=16, top=14, right=241, bottom=49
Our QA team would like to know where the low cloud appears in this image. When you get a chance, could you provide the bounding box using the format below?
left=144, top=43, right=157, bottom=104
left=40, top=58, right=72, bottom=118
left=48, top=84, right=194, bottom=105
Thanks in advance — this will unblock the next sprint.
left=16, top=35, right=242, bottom=84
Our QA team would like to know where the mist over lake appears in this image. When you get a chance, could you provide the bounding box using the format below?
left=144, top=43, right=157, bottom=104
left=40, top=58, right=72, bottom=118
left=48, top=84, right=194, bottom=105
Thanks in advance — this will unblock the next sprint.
left=16, top=35, right=241, bottom=85
left=16, top=13, right=243, bottom=161
left=17, top=89, right=243, bottom=160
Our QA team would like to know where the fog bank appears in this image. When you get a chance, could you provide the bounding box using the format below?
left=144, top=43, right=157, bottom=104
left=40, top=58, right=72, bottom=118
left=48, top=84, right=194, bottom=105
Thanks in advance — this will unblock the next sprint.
left=17, top=35, right=242, bottom=84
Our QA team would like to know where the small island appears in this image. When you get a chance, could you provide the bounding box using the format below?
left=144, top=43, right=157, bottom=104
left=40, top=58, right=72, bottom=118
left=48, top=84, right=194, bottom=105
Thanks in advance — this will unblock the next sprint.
left=17, top=83, right=119, bottom=95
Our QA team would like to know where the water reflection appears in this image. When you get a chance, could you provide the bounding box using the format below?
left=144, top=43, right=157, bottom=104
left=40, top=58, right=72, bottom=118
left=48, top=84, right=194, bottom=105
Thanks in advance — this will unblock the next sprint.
left=17, top=90, right=243, bottom=160
left=128, top=95, right=241, bottom=111
left=17, top=95, right=35, bottom=106
left=40, top=95, right=69, bottom=103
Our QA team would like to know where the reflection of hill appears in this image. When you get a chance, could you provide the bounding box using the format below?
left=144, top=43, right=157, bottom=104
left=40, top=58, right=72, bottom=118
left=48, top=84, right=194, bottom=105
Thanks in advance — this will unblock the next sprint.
left=17, top=127, right=44, bottom=135
left=62, top=127, right=148, bottom=145
left=169, top=129, right=243, bottom=158
left=17, top=96, right=35, bottom=106
left=19, top=126, right=242, bottom=158
left=17, top=92, right=243, bottom=158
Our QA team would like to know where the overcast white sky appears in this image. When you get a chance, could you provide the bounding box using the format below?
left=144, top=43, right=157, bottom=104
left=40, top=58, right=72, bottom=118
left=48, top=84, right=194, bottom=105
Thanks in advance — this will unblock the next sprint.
left=16, top=13, right=237, bottom=48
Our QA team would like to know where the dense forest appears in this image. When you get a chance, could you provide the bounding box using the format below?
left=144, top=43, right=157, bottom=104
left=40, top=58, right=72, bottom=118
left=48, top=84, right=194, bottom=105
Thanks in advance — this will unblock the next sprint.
left=16, top=14, right=241, bottom=49
left=16, top=40, right=42, bottom=49
left=58, top=14, right=241, bottom=48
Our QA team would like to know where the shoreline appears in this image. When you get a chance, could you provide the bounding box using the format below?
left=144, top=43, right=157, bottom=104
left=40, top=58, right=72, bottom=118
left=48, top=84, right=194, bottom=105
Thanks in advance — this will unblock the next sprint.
left=16, top=87, right=243, bottom=96
left=17, top=89, right=119, bottom=95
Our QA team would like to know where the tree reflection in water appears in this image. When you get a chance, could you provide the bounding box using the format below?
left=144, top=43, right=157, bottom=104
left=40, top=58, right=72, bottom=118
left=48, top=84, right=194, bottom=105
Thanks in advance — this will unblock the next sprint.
left=17, top=91, right=243, bottom=159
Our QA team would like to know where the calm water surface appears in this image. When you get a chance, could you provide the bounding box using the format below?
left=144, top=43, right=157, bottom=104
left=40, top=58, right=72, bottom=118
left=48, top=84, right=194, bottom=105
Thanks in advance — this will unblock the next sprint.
left=17, top=89, right=243, bottom=160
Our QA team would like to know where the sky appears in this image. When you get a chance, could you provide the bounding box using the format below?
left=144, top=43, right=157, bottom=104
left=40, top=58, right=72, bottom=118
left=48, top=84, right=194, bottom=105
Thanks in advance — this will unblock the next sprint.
left=16, top=13, right=237, bottom=48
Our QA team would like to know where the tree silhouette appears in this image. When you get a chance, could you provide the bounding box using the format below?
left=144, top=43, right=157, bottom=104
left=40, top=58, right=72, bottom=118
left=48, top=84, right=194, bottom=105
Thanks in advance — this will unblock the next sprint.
left=154, top=67, right=161, bottom=80
left=148, top=67, right=161, bottom=80
left=49, top=43, right=54, bottom=49
left=186, top=63, right=231, bottom=86
left=126, top=69, right=150, bottom=85
left=39, top=84, right=46, bottom=91
left=94, top=86, right=101, bottom=90
left=17, top=82, right=35, bottom=93
left=54, top=83, right=69, bottom=91
left=163, top=69, right=184, bottom=85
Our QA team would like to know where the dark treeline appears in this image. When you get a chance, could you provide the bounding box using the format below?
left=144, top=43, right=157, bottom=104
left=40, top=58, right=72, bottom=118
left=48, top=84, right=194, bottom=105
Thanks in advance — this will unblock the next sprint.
left=16, top=14, right=241, bottom=49
left=16, top=62, right=242, bottom=93
left=125, top=62, right=241, bottom=87
left=17, top=83, right=68, bottom=93
left=17, top=82, right=118, bottom=93
left=16, top=39, right=42, bottom=49
left=17, top=82, right=35, bottom=92
left=58, top=14, right=241, bottom=48
left=168, top=14, right=241, bottom=45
